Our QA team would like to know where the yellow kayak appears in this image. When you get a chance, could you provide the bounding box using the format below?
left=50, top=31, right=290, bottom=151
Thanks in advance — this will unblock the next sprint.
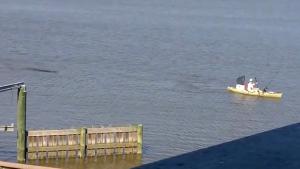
left=227, top=86, right=283, bottom=99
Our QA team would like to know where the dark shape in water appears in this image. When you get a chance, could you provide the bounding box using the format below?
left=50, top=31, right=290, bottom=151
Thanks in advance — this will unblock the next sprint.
left=23, top=67, right=58, bottom=73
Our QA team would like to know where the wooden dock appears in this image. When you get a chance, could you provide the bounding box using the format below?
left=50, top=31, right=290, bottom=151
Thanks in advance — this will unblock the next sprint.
left=0, top=83, right=143, bottom=162
left=26, top=124, right=143, bottom=160
left=0, top=160, right=59, bottom=169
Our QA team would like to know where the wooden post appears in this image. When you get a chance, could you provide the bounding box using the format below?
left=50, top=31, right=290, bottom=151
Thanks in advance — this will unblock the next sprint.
left=17, top=85, right=26, bottom=162
left=137, top=124, right=143, bottom=154
left=79, top=128, right=87, bottom=158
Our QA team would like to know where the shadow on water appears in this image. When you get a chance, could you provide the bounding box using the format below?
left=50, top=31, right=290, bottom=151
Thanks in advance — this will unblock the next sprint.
left=22, top=67, right=58, bottom=74
left=27, top=154, right=142, bottom=169
left=134, top=123, right=300, bottom=169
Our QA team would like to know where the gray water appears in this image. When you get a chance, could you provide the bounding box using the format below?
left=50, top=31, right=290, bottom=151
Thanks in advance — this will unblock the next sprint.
left=1, top=0, right=300, bottom=168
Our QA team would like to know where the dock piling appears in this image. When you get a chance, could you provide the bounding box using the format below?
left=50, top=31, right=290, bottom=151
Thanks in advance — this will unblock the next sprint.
left=137, top=124, right=143, bottom=154
left=17, top=85, right=26, bottom=162
left=79, top=128, right=87, bottom=158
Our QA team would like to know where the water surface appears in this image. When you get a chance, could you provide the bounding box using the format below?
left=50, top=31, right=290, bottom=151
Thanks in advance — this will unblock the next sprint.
left=1, top=0, right=300, bottom=168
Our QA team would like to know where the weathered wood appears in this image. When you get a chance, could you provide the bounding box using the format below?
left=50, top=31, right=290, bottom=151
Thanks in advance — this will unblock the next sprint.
left=87, top=127, right=137, bottom=134
left=28, top=145, right=80, bottom=152
left=124, top=147, right=135, bottom=154
left=0, top=160, right=59, bottom=169
left=87, top=142, right=138, bottom=149
left=137, top=124, right=143, bottom=154
left=26, top=125, right=143, bottom=160
left=28, top=129, right=79, bottom=136
left=17, top=85, right=26, bottom=162
left=79, top=128, right=87, bottom=158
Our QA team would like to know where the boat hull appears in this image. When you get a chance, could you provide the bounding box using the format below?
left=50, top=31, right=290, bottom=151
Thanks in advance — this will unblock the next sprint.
left=227, top=86, right=282, bottom=98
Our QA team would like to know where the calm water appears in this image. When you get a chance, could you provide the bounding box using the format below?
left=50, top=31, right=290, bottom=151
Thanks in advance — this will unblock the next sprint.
left=1, top=0, right=300, bottom=168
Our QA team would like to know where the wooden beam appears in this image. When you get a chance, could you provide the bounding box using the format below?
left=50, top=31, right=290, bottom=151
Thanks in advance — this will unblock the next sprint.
left=0, top=160, right=60, bottom=169
left=87, top=142, right=138, bottom=149
left=28, top=129, right=79, bottom=136
left=87, top=126, right=137, bottom=134
left=0, top=82, right=24, bottom=93
left=27, top=143, right=137, bottom=153
left=27, top=145, right=80, bottom=153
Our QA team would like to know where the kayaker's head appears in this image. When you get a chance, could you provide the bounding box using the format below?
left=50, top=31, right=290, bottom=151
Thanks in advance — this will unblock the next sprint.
left=249, top=78, right=253, bottom=82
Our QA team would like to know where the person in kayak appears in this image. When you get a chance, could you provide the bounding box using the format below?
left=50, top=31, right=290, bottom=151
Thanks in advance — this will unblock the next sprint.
left=247, top=78, right=258, bottom=91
